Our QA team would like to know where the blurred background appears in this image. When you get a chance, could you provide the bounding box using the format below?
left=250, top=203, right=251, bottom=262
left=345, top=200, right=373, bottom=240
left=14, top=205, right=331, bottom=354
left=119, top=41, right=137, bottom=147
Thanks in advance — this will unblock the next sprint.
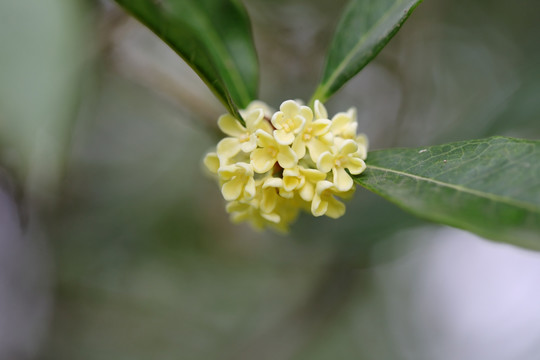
left=1, top=0, right=540, bottom=359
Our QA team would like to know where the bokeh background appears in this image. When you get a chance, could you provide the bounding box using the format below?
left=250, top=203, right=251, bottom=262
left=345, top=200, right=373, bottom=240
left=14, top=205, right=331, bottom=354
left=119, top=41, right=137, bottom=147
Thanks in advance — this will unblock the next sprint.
left=1, top=0, right=540, bottom=359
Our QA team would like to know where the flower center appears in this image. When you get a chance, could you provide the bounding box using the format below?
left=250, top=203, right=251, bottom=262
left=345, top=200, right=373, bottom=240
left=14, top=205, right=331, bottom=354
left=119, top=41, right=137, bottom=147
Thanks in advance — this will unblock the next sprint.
left=303, top=126, right=313, bottom=141
left=268, top=146, right=278, bottom=158
left=239, top=132, right=250, bottom=143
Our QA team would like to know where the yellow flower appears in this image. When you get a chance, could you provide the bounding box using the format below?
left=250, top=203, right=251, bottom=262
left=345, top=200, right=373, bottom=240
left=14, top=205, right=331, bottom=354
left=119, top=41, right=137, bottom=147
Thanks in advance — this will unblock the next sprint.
left=203, top=152, right=220, bottom=174
left=250, top=129, right=298, bottom=173
left=317, top=139, right=366, bottom=192
left=202, top=99, right=369, bottom=231
left=330, top=107, right=358, bottom=140
left=216, top=106, right=273, bottom=160
left=297, top=167, right=327, bottom=202
left=292, top=100, right=333, bottom=163
left=271, top=100, right=311, bottom=145
left=311, top=180, right=346, bottom=218
left=218, top=162, right=256, bottom=201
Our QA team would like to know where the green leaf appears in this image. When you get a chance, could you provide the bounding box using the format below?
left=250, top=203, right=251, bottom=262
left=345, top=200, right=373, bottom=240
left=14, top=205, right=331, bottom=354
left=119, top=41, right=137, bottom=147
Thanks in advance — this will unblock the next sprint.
left=354, top=137, right=540, bottom=250
left=115, top=0, right=258, bottom=122
left=311, top=0, right=422, bottom=105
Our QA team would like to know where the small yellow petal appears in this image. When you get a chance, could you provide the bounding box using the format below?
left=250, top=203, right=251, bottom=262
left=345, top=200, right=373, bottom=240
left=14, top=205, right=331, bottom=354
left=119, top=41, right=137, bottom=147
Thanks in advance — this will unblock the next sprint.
left=330, top=112, right=351, bottom=133
left=261, top=212, right=280, bottom=223
left=270, top=112, right=285, bottom=130
left=244, top=108, right=264, bottom=129
left=240, top=137, right=257, bottom=153
left=280, top=99, right=300, bottom=115
left=339, top=139, right=358, bottom=156
left=260, top=187, right=278, bottom=213
left=311, top=119, right=331, bottom=136
left=317, top=151, right=334, bottom=173
left=299, top=106, right=313, bottom=123
left=263, top=177, right=283, bottom=189
left=325, top=197, right=346, bottom=219
left=251, top=148, right=276, bottom=173
left=255, top=129, right=275, bottom=148
left=333, top=167, right=353, bottom=192
left=292, top=136, right=306, bottom=159
left=244, top=177, right=256, bottom=199
left=217, top=137, right=241, bottom=159
left=218, top=114, right=245, bottom=137
left=221, top=177, right=244, bottom=201
left=346, top=157, right=366, bottom=175
left=299, top=182, right=315, bottom=201
left=203, top=152, right=219, bottom=174
left=307, top=138, right=330, bottom=163
left=276, top=145, right=298, bottom=169
left=314, top=100, right=328, bottom=120
left=293, top=116, right=306, bottom=134
left=311, top=192, right=328, bottom=217
left=274, top=129, right=295, bottom=145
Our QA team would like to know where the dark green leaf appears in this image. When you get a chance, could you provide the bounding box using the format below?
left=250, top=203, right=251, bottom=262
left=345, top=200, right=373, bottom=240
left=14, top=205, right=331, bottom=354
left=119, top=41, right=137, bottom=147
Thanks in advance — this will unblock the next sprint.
left=311, top=0, right=422, bottom=105
left=354, top=137, right=540, bottom=250
left=115, top=0, right=258, bottom=121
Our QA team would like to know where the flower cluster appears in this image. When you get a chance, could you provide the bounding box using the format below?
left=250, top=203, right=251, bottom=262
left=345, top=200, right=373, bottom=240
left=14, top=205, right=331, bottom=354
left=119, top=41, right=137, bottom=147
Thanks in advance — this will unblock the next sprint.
left=203, top=99, right=368, bottom=232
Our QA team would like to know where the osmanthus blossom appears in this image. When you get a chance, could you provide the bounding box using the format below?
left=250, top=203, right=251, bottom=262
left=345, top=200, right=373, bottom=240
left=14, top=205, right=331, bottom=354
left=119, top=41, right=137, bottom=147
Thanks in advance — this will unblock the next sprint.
left=311, top=180, right=349, bottom=218
left=271, top=100, right=310, bottom=145
left=203, top=99, right=368, bottom=231
left=292, top=100, right=333, bottom=162
left=317, top=139, right=367, bottom=192
left=250, top=129, right=297, bottom=173
left=216, top=106, right=273, bottom=161
left=218, top=162, right=256, bottom=201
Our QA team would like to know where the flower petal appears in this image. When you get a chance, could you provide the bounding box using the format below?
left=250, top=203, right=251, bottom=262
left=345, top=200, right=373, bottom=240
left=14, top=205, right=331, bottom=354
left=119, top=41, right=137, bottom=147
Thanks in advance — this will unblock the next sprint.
left=346, top=157, right=366, bottom=175
left=292, top=136, right=306, bottom=159
left=244, top=176, right=256, bottom=200
left=311, top=119, right=331, bottom=136
left=300, top=168, right=327, bottom=183
left=317, top=151, right=334, bottom=173
left=240, top=137, right=257, bottom=153
left=307, top=138, right=330, bottom=163
left=261, top=211, right=280, bottom=223
left=274, top=129, right=295, bottom=145
left=221, top=176, right=244, bottom=201
left=263, top=177, right=283, bottom=189
left=300, top=106, right=313, bottom=123
left=276, top=145, right=298, bottom=169
left=203, top=152, right=219, bottom=174
left=270, top=112, right=285, bottom=129
left=333, top=166, right=353, bottom=192
left=291, top=115, right=306, bottom=134
left=280, top=99, right=300, bottom=115
left=217, top=137, right=241, bottom=159
left=339, top=139, right=358, bottom=156
left=244, top=108, right=264, bottom=130
left=325, top=197, right=346, bottom=219
left=255, top=129, right=276, bottom=148
left=311, top=192, right=328, bottom=217
left=260, top=187, right=278, bottom=213
left=314, top=100, right=328, bottom=120
left=251, top=148, right=276, bottom=173
left=299, top=182, right=315, bottom=202
left=218, top=114, right=245, bottom=137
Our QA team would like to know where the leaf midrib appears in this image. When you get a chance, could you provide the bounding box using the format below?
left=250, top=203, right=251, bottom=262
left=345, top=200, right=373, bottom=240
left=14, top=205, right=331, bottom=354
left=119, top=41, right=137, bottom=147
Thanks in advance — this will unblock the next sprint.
left=365, top=164, right=540, bottom=213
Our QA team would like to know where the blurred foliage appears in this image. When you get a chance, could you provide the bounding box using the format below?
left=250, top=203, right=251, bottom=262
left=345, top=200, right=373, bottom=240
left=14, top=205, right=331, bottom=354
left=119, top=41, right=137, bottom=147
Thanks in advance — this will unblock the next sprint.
left=0, top=0, right=539, bottom=359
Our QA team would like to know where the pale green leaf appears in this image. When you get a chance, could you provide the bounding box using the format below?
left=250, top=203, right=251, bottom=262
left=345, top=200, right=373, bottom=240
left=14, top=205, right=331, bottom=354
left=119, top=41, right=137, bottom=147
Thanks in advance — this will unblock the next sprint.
left=115, top=0, right=258, bottom=122
left=311, top=0, right=422, bottom=105
left=354, top=137, right=540, bottom=250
